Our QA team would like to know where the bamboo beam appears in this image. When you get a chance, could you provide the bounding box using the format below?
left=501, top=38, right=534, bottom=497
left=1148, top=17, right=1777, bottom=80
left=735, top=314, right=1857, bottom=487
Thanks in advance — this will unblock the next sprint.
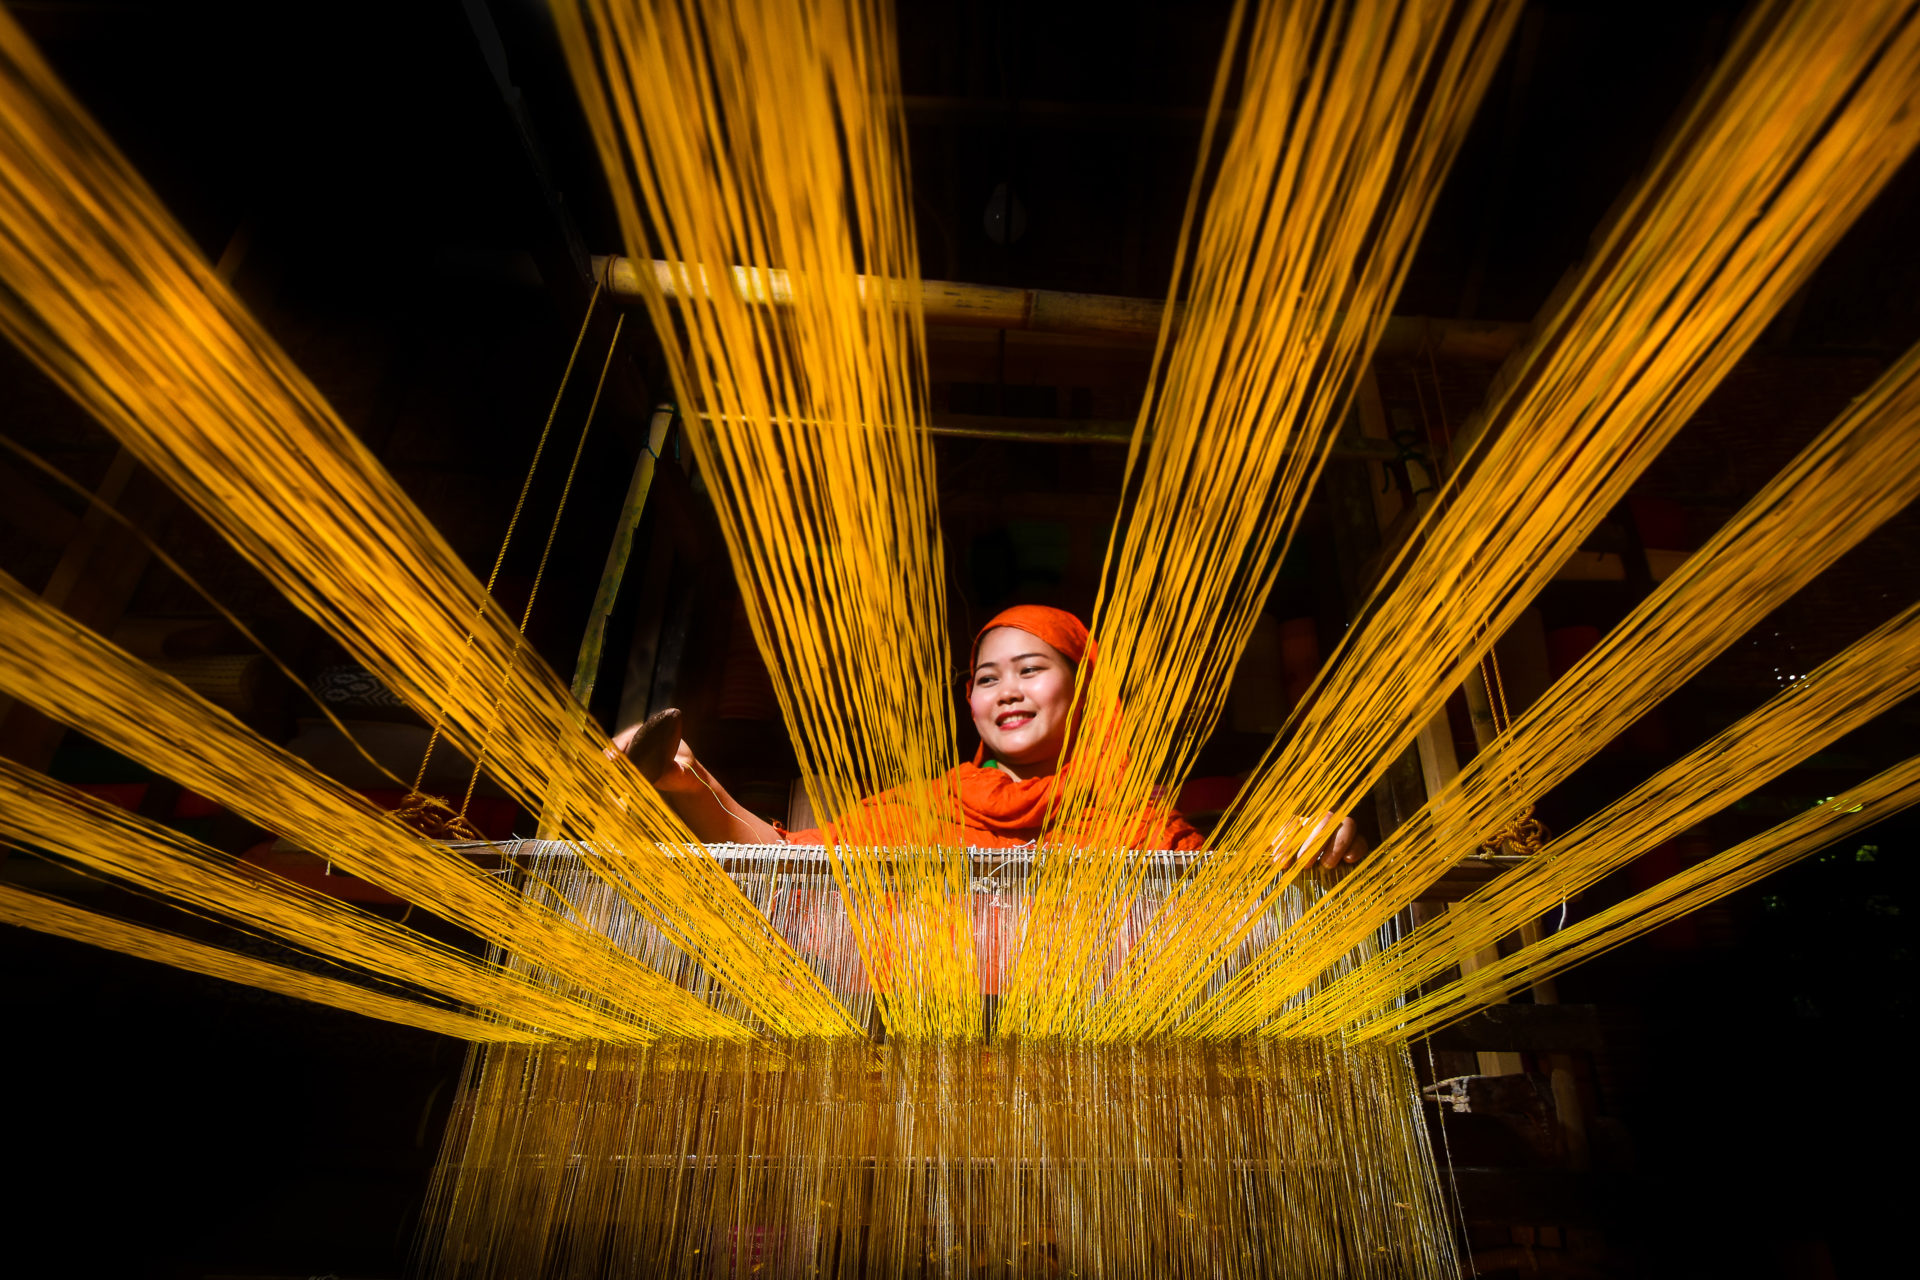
left=688, top=408, right=1401, bottom=458
left=595, top=255, right=1528, bottom=359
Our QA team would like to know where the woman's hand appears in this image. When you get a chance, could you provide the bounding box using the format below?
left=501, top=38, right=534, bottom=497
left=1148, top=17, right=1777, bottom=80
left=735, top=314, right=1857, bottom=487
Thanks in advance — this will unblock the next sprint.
left=1273, top=812, right=1368, bottom=870
left=607, top=724, right=701, bottom=793
left=609, top=714, right=781, bottom=845
left=607, top=707, right=687, bottom=784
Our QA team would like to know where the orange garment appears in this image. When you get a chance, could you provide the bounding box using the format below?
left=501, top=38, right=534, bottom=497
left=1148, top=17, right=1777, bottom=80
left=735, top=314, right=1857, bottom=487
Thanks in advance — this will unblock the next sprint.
left=786, top=605, right=1205, bottom=852
left=789, top=761, right=1203, bottom=850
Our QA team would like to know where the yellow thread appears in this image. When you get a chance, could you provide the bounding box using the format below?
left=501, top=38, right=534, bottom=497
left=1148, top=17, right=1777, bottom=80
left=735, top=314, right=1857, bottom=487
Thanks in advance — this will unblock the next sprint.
left=459, top=312, right=625, bottom=821
left=410, top=277, right=605, bottom=801
left=0, top=881, right=538, bottom=1043
left=0, top=758, right=648, bottom=1041
left=0, top=4, right=848, bottom=1037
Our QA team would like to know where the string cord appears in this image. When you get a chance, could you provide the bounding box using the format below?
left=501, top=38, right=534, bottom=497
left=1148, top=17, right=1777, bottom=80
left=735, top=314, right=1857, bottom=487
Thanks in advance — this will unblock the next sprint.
left=458, top=312, right=625, bottom=820
left=408, top=278, right=605, bottom=802
left=0, top=431, right=406, bottom=789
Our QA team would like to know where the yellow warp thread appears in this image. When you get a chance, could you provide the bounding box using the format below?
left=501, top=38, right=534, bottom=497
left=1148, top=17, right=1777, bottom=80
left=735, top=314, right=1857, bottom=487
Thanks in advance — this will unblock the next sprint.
left=0, top=0, right=1911, bottom=1067
left=1191, top=339, right=1920, bottom=1037
left=554, top=0, right=974, bottom=1037
left=997, top=0, right=1525, bottom=1038
left=1288, top=599, right=1920, bottom=1035
left=2, top=0, right=1916, bottom=1269
left=0, top=881, right=536, bottom=1043
left=411, top=276, right=603, bottom=817
left=1091, top=0, right=1920, bottom=1042
left=1380, top=752, right=1920, bottom=1041
left=0, top=567, right=743, bottom=1040
left=0, top=757, right=652, bottom=1042
left=0, top=4, right=848, bottom=1038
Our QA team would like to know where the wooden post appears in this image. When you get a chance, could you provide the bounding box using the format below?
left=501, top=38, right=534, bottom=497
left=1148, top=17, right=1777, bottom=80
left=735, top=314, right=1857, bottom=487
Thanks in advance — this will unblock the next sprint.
left=1458, top=603, right=1594, bottom=1159
left=1325, top=398, right=1425, bottom=842
left=1351, top=368, right=1475, bottom=855
left=1520, top=915, right=1593, bottom=1170
left=1486, top=607, right=1592, bottom=1167
left=534, top=405, right=677, bottom=841
left=1353, top=364, right=1533, bottom=1077
left=1448, top=915, right=1527, bottom=1078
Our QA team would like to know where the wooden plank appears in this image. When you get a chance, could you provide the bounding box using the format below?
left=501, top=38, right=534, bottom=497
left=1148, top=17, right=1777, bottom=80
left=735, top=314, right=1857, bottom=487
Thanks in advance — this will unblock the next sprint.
left=1417, top=854, right=1532, bottom=901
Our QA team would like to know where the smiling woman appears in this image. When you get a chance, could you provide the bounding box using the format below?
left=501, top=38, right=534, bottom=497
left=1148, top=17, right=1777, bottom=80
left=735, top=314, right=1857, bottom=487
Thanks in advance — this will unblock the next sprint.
left=615, top=604, right=1365, bottom=863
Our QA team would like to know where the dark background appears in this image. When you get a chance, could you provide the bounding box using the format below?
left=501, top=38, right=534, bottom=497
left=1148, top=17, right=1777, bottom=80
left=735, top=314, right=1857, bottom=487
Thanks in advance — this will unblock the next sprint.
left=0, top=1, right=1915, bottom=1276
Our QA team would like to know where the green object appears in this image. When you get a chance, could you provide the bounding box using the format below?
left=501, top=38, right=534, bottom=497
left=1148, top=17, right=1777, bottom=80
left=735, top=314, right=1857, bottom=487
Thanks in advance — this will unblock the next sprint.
left=570, top=405, right=675, bottom=714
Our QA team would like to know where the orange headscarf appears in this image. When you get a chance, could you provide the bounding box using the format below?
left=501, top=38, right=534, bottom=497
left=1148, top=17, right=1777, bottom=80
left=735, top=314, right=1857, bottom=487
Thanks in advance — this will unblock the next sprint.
left=787, top=605, right=1202, bottom=850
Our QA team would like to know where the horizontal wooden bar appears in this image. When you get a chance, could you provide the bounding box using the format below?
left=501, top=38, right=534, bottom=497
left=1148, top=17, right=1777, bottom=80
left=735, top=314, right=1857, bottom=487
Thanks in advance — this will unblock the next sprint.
left=596, top=255, right=1528, bottom=359
left=451, top=840, right=1527, bottom=889
left=685, top=407, right=1403, bottom=458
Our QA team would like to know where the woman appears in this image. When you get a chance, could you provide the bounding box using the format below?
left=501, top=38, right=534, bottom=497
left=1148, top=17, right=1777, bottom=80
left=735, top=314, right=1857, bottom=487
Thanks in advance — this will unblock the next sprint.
left=613, top=604, right=1364, bottom=866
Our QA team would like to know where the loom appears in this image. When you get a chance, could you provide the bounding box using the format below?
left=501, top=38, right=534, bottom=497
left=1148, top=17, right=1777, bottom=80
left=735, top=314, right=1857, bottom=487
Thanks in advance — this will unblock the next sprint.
left=2, top=0, right=1919, bottom=1277
left=417, top=841, right=1459, bottom=1278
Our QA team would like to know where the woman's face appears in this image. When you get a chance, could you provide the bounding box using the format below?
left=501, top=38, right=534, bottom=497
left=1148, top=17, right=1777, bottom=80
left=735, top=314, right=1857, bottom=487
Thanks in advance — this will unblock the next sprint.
left=968, top=626, right=1075, bottom=772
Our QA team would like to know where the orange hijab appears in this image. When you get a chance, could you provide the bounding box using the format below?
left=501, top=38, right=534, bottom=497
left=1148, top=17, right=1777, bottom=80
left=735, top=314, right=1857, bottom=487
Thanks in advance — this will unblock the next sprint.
left=789, top=605, right=1202, bottom=850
